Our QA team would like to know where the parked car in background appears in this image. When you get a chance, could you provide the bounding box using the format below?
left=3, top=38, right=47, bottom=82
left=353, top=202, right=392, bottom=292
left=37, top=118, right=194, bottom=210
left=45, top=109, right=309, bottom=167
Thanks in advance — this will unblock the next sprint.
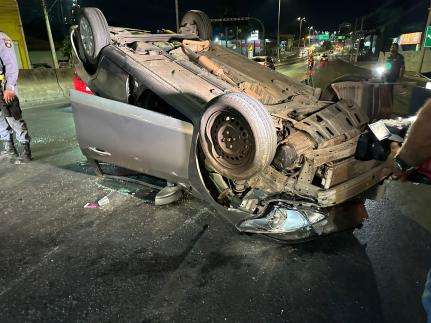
left=319, top=53, right=329, bottom=67
left=251, top=56, right=275, bottom=70
left=70, top=7, right=396, bottom=242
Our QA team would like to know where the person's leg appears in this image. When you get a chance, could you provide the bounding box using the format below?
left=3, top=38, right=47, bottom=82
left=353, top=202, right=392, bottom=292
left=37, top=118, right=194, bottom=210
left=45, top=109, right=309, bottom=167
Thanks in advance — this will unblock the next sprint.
left=422, top=270, right=431, bottom=323
left=0, top=111, right=17, bottom=158
left=6, top=116, right=31, bottom=162
left=6, top=117, right=29, bottom=144
left=379, top=84, right=393, bottom=118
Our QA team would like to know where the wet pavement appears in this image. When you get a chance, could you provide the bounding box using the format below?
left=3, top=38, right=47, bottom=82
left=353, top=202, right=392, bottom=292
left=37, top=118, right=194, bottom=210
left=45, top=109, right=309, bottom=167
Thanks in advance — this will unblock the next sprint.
left=0, top=103, right=431, bottom=322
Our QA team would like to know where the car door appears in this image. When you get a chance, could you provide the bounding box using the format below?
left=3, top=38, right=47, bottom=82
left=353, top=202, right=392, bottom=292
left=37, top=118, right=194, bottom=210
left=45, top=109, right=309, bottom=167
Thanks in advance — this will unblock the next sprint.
left=70, top=89, right=194, bottom=183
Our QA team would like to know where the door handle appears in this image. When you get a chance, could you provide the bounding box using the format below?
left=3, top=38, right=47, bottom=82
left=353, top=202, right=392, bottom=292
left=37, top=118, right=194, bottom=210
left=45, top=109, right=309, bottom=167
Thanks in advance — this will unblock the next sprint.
left=88, top=146, right=112, bottom=157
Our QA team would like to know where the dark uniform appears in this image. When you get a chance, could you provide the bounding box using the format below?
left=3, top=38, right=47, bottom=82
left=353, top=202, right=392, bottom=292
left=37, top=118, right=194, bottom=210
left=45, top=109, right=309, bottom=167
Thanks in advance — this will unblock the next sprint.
left=381, top=49, right=405, bottom=115
left=385, top=52, right=405, bottom=83
left=0, top=32, right=31, bottom=162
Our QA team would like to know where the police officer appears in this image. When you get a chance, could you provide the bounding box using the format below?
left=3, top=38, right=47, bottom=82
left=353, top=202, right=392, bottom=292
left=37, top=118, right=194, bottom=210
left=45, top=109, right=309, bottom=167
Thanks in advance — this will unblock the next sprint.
left=0, top=31, right=31, bottom=162
left=385, top=43, right=405, bottom=83
left=385, top=43, right=405, bottom=106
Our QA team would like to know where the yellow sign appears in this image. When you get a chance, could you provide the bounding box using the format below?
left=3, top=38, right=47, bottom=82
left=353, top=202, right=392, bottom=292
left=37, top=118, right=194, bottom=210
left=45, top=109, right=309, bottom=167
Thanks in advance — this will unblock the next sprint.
left=0, top=0, right=31, bottom=68
left=400, top=32, right=422, bottom=45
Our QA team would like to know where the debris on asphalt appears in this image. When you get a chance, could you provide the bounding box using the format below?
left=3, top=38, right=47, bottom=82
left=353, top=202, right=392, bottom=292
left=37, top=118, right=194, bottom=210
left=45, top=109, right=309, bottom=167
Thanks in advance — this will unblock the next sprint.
left=96, top=177, right=159, bottom=204
left=84, top=191, right=133, bottom=210
left=97, top=194, right=111, bottom=207
left=84, top=202, right=99, bottom=209
left=98, top=191, right=136, bottom=210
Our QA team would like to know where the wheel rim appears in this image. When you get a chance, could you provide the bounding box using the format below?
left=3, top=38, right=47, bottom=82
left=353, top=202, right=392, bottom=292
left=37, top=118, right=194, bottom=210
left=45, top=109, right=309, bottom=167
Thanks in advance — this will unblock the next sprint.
left=183, top=20, right=198, bottom=36
left=80, top=17, right=95, bottom=57
left=205, top=109, right=255, bottom=170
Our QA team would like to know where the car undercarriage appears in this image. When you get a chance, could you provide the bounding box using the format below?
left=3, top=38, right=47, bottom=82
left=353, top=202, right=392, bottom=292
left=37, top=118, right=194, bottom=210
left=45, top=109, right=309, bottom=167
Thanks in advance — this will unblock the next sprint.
left=71, top=8, right=395, bottom=241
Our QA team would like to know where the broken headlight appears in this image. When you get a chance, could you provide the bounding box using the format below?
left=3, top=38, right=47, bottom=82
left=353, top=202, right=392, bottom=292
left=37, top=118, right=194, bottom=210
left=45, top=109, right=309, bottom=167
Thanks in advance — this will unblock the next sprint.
left=237, top=203, right=326, bottom=235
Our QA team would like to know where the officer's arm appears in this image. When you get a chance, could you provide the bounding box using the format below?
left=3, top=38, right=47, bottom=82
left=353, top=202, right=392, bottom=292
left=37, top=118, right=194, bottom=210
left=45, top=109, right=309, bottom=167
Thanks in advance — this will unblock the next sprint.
left=397, top=99, right=431, bottom=166
left=0, top=38, right=19, bottom=92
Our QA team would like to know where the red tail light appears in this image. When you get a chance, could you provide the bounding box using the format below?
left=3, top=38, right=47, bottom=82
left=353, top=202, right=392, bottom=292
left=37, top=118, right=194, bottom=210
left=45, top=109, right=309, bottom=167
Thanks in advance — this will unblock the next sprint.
left=73, top=74, right=94, bottom=95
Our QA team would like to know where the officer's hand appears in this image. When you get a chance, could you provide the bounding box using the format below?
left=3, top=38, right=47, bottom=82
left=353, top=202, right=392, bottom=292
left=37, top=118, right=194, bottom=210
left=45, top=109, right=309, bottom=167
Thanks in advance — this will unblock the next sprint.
left=3, top=89, right=15, bottom=104
left=390, top=142, right=408, bottom=181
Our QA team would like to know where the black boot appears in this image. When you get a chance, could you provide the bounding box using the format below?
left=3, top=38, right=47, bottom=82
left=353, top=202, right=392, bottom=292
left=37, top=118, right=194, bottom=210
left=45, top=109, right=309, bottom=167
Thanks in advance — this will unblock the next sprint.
left=0, top=141, right=18, bottom=160
left=16, top=142, right=32, bottom=163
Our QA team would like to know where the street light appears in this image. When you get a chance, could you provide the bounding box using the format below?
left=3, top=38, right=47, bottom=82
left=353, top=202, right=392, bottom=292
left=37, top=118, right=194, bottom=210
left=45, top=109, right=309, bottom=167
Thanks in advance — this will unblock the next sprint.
left=277, top=0, right=281, bottom=62
left=297, top=17, right=306, bottom=49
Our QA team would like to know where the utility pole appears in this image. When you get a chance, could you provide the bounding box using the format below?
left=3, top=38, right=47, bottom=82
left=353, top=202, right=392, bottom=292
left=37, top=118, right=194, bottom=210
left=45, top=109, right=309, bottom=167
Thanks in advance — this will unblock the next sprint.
left=354, top=16, right=364, bottom=63
left=417, top=0, right=431, bottom=73
left=351, top=18, right=358, bottom=63
left=59, top=0, right=65, bottom=24
left=235, top=26, right=239, bottom=54
left=40, top=0, right=59, bottom=69
left=175, top=0, right=180, bottom=33
left=277, top=0, right=281, bottom=62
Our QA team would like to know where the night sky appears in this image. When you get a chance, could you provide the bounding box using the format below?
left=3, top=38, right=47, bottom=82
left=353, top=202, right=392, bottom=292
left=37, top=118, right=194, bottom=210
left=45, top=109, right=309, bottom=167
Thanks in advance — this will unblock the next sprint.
left=75, top=0, right=429, bottom=33
left=18, top=0, right=428, bottom=39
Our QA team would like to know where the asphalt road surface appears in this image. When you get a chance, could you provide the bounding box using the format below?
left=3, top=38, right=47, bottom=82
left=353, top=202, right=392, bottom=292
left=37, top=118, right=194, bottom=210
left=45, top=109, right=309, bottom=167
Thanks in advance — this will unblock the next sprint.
left=0, top=103, right=431, bottom=322
left=277, top=60, right=308, bottom=82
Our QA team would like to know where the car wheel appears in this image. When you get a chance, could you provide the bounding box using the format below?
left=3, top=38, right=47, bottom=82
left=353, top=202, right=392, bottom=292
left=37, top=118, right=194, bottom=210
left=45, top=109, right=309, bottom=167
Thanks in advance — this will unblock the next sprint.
left=180, top=10, right=212, bottom=40
left=200, top=92, right=277, bottom=180
left=78, top=7, right=110, bottom=66
left=320, top=74, right=369, bottom=101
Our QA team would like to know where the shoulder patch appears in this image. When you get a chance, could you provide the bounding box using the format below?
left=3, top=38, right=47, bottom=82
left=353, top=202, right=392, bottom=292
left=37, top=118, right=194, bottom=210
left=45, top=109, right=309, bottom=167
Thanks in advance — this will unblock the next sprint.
left=4, top=39, right=12, bottom=48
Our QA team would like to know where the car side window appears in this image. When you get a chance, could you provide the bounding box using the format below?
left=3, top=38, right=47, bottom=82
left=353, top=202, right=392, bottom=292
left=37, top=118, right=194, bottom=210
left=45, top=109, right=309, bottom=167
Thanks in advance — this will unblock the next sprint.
left=136, top=90, right=192, bottom=123
left=92, top=57, right=129, bottom=103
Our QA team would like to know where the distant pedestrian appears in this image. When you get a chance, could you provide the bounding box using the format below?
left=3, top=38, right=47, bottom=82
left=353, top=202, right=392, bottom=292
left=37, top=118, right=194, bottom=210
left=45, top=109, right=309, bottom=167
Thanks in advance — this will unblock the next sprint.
left=0, top=31, right=31, bottom=162
left=306, top=50, right=314, bottom=86
left=385, top=43, right=405, bottom=84
left=385, top=43, right=405, bottom=104
left=307, top=50, right=314, bottom=71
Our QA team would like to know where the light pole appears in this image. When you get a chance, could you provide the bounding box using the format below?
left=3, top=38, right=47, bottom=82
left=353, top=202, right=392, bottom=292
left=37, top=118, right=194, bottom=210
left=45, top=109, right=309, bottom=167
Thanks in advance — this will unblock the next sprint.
left=277, top=0, right=281, bottom=62
left=308, top=26, right=313, bottom=46
left=175, top=0, right=180, bottom=33
left=297, top=17, right=306, bottom=49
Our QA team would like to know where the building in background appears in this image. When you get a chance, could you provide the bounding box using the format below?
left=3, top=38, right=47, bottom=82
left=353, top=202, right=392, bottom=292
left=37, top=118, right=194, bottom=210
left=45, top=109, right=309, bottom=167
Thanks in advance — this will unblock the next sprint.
left=0, top=0, right=31, bottom=69
left=398, top=32, right=422, bottom=51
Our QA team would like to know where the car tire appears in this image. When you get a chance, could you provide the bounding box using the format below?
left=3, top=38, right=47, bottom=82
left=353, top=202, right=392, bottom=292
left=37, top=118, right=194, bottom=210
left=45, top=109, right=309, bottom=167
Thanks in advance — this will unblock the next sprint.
left=78, top=7, right=110, bottom=66
left=180, top=10, right=212, bottom=40
left=200, top=92, right=277, bottom=180
left=320, top=74, right=369, bottom=101
left=73, top=27, right=88, bottom=66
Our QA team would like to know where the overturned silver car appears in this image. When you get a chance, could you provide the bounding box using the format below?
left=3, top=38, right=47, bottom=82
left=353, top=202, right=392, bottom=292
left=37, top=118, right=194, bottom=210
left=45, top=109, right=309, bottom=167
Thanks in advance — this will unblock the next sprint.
left=70, top=8, right=393, bottom=241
